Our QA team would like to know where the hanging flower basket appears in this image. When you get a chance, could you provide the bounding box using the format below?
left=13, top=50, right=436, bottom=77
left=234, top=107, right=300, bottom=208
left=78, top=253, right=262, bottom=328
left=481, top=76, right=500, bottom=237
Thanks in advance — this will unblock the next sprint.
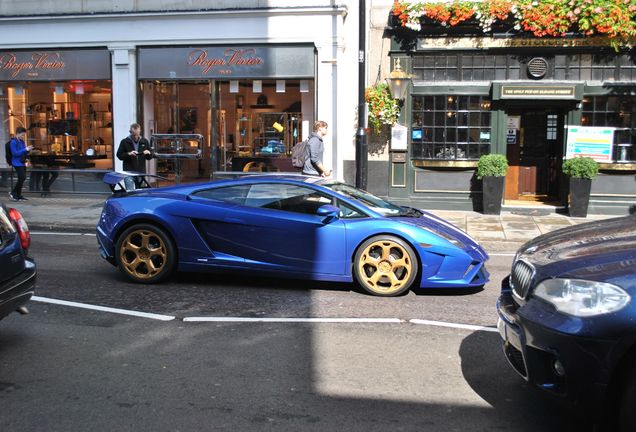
left=391, top=0, right=636, bottom=50
left=365, top=83, right=401, bottom=134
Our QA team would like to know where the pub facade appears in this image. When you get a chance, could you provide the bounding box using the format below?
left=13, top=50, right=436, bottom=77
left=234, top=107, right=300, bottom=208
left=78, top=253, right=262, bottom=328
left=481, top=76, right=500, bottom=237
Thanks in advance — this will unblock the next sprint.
left=379, top=1, right=636, bottom=214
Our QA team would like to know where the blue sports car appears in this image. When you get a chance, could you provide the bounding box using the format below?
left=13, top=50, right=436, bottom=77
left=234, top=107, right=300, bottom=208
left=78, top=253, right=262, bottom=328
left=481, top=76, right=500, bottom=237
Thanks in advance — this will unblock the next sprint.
left=97, top=172, right=489, bottom=296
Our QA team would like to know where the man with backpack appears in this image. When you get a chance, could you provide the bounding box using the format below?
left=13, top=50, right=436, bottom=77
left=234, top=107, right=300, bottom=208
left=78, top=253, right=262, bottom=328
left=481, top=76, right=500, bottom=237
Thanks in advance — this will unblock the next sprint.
left=8, top=126, right=33, bottom=201
left=302, top=120, right=331, bottom=177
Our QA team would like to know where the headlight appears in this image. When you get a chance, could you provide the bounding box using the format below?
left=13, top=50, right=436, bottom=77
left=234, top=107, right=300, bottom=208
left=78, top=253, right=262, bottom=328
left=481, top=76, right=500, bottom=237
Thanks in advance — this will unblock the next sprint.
left=534, top=278, right=630, bottom=317
left=421, top=226, right=462, bottom=247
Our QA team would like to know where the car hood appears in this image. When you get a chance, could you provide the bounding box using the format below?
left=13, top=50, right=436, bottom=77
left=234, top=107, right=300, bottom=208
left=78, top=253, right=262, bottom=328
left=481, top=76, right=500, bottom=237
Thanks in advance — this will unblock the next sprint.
left=517, top=214, right=636, bottom=267
left=393, top=210, right=488, bottom=259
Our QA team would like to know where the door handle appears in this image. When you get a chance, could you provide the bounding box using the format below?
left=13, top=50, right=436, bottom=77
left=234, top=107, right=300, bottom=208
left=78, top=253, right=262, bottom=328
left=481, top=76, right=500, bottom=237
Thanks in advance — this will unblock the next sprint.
left=224, top=217, right=245, bottom=224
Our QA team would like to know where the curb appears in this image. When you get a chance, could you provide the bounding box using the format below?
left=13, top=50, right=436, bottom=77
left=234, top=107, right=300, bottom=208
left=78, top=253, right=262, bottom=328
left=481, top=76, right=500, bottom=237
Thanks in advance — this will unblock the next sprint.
left=28, top=223, right=96, bottom=234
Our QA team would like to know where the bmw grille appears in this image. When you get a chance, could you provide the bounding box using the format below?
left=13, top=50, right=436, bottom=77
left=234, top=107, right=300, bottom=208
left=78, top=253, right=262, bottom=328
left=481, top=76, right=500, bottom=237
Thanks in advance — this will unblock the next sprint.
left=511, top=260, right=534, bottom=299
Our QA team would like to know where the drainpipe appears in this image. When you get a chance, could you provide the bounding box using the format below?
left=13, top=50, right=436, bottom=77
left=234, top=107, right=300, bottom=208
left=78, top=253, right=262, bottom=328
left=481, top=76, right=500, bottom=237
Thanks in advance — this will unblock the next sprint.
left=355, top=0, right=368, bottom=190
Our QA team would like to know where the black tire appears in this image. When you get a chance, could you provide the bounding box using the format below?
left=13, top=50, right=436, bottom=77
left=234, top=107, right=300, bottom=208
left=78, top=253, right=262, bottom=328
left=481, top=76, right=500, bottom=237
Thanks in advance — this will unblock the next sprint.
left=353, top=235, right=419, bottom=297
left=618, top=363, right=636, bottom=432
left=115, top=223, right=176, bottom=284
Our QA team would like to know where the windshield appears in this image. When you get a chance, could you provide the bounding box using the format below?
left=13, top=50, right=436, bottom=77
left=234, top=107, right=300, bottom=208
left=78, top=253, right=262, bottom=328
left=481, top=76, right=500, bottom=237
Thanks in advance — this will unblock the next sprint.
left=322, top=182, right=411, bottom=217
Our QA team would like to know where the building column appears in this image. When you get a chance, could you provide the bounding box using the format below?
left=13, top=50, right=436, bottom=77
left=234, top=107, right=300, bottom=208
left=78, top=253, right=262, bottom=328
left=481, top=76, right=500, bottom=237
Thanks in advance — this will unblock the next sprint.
left=109, top=45, right=137, bottom=172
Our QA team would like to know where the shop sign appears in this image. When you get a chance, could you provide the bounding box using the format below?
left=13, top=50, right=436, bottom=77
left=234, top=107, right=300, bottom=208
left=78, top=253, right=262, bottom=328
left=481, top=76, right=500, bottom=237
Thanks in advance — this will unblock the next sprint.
left=138, top=45, right=315, bottom=79
left=0, top=49, right=111, bottom=81
left=418, top=37, right=619, bottom=50
left=501, top=85, right=576, bottom=100
left=565, top=126, right=614, bottom=162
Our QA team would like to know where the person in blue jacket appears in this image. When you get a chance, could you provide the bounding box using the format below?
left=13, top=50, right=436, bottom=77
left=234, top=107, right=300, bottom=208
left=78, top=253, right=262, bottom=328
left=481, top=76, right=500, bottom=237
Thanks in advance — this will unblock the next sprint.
left=9, top=126, right=33, bottom=201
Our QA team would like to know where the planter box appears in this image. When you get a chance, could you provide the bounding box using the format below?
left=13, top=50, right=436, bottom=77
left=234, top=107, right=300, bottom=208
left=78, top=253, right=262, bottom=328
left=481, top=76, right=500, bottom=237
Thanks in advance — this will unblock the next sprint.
left=482, top=176, right=505, bottom=215
left=569, top=177, right=592, bottom=218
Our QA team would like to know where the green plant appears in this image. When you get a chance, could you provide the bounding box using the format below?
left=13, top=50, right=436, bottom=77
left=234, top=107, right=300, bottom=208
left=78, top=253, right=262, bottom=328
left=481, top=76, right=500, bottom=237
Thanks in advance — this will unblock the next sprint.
left=365, top=82, right=401, bottom=134
left=562, top=157, right=599, bottom=179
left=477, top=153, right=509, bottom=179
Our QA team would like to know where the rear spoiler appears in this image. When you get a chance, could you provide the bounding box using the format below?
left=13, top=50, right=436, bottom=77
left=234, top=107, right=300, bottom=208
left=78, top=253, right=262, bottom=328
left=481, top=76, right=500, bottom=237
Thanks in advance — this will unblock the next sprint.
left=103, top=171, right=166, bottom=194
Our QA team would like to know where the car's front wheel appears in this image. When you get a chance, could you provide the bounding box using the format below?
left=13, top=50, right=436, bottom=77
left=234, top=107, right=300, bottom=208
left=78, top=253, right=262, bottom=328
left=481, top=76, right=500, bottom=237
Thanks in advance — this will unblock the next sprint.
left=115, top=224, right=176, bottom=284
left=353, top=235, right=418, bottom=296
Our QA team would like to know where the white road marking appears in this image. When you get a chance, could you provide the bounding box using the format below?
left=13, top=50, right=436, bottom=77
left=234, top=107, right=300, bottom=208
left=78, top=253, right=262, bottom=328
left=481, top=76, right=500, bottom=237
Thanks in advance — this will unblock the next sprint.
left=31, top=299, right=496, bottom=331
left=488, top=252, right=515, bottom=257
left=183, top=317, right=403, bottom=323
left=31, top=231, right=96, bottom=236
left=31, top=296, right=175, bottom=321
left=410, top=318, right=498, bottom=333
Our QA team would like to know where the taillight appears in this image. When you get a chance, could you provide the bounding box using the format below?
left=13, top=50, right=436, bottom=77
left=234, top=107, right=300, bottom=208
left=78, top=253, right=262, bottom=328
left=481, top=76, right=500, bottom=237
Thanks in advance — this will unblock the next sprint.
left=8, top=208, right=30, bottom=250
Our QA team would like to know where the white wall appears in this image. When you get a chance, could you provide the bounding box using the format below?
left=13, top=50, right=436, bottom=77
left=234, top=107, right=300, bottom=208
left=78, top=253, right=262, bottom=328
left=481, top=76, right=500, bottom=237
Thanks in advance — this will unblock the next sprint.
left=0, top=4, right=358, bottom=180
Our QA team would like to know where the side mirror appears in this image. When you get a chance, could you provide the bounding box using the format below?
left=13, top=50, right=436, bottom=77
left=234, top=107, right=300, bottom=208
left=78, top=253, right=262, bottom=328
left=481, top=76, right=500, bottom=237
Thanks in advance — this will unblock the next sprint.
left=316, top=204, right=340, bottom=221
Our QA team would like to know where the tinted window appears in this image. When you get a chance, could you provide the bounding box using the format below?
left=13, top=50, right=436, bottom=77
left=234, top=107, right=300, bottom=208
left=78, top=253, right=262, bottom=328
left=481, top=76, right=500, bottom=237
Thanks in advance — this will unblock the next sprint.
left=246, top=183, right=333, bottom=214
left=192, top=184, right=251, bottom=204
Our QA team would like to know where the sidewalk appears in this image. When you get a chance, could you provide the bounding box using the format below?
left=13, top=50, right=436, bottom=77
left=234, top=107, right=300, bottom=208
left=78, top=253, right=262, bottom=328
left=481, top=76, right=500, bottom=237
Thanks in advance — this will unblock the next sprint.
left=5, top=193, right=619, bottom=252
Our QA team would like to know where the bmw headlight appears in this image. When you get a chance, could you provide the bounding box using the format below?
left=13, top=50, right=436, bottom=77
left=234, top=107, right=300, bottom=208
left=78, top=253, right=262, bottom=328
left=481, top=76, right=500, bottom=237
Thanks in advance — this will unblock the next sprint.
left=534, top=278, right=630, bottom=317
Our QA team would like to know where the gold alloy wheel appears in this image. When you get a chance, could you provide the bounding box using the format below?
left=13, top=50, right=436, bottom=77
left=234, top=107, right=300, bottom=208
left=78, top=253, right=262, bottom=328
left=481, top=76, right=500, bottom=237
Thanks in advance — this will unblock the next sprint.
left=119, top=228, right=168, bottom=280
left=357, top=239, right=413, bottom=295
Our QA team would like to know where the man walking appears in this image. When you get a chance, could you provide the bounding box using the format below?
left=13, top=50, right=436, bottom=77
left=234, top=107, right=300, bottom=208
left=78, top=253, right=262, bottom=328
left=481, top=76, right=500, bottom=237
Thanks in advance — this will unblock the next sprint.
left=302, top=120, right=331, bottom=177
left=116, top=123, right=153, bottom=173
left=9, top=126, right=33, bottom=201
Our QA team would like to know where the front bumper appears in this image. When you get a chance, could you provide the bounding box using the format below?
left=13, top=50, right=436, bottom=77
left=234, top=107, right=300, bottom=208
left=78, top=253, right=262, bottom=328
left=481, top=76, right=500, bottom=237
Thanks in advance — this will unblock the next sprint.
left=496, top=276, right=615, bottom=411
left=0, top=258, right=36, bottom=320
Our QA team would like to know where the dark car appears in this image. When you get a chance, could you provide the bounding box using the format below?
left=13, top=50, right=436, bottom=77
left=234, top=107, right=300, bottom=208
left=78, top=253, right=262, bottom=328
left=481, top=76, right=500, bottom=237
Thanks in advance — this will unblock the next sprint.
left=0, top=202, right=35, bottom=320
left=497, top=214, right=636, bottom=430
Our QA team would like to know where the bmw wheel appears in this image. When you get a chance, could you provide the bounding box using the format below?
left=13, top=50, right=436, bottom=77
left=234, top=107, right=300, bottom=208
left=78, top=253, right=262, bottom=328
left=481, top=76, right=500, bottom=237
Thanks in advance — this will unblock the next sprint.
left=353, top=235, right=418, bottom=296
left=115, top=224, right=176, bottom=284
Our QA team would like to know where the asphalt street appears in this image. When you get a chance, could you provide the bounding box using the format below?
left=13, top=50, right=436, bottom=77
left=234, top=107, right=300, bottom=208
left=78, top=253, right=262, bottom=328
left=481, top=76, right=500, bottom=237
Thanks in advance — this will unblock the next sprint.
left=0, top=233, right=592, bottom=432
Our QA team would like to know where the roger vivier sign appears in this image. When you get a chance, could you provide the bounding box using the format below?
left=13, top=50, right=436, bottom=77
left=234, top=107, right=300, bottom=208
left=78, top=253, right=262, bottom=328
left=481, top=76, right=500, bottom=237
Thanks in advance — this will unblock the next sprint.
left=138, top=45, right=315, bottom=79
left=188, top=48, right=264, bottom=74
left=0, top=49, right=111, bottom=81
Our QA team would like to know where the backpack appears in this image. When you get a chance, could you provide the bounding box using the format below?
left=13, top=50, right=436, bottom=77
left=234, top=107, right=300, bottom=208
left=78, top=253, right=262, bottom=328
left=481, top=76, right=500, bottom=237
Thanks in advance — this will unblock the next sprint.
left=291, top=139, right=308, bottom=169
left=5, top=140, right=12, bottom=166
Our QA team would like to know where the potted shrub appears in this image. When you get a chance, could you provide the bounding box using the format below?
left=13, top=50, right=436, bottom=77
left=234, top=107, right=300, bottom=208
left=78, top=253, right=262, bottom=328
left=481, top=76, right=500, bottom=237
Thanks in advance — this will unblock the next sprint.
left=562, top=157, right=599, bottom=217
left=477, top=153, right=509, bottom=215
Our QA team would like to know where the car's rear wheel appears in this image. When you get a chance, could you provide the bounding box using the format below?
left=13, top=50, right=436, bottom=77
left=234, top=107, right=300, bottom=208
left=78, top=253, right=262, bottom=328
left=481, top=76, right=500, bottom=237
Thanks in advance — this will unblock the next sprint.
left=353, top=235, right=418, bottom=296
left=115, top=224, right=175, bottom=284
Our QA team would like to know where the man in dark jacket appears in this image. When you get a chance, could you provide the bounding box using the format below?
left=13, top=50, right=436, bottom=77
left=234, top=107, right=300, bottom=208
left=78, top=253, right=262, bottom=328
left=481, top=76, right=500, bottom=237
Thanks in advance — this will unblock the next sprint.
left=116, top=123, right=153, bottom=173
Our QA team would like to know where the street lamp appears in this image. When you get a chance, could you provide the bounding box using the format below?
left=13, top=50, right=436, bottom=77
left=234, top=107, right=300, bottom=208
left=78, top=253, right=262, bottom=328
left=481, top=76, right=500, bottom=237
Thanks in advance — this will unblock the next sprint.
left=386, top=58, right=412, bottom=101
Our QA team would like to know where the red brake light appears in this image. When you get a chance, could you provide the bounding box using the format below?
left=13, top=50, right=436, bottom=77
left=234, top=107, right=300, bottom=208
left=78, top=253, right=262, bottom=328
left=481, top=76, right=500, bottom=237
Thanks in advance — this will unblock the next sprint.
left=8, top=208, right=31, bottom=250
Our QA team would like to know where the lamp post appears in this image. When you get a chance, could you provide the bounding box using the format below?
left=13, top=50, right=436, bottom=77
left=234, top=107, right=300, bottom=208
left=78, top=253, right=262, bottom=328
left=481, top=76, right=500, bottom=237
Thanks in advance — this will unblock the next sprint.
left=386, top=58, right=412, bottom=102
left=355, top=0, right=367, bottom=190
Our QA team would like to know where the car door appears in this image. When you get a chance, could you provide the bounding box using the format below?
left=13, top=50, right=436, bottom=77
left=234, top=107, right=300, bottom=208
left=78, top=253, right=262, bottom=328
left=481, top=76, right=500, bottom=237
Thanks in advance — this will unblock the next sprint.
left=218, top=182, right=347, bottom=275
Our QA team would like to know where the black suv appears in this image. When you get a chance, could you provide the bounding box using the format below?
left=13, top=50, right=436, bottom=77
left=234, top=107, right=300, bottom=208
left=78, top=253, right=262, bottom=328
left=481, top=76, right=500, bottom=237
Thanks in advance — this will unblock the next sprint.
left=0, top=202, right=35, bottom=320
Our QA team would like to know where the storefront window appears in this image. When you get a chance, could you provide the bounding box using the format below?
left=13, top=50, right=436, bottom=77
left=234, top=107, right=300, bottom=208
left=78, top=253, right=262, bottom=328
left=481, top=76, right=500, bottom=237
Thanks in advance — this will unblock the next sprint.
left=411, top=95, right=491, bottom=161
left=1, top=81, right=113, bottom=169
left=141, top=78, right=312, bottom=181
left=581, top=95, right=636, bottom=162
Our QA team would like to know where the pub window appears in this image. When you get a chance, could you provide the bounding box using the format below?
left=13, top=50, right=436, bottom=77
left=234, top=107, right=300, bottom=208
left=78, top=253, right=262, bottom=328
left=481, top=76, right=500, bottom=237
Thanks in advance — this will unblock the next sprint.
left=411, top=95, right=491, bottom=161
left=581, top=95, right=636, bottom=162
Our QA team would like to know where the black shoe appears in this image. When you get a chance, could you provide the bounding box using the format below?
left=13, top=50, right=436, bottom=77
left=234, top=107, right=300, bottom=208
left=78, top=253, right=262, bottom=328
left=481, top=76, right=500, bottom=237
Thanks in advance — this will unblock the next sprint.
left=18, top=196, right=28, bottom=201
left=8, top=192, right=18, bottom=201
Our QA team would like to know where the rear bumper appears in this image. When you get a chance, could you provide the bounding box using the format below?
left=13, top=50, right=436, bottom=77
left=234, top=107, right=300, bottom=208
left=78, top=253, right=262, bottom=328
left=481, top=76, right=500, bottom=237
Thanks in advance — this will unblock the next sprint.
left=96, top=225, right=116, bottom=266
left=0, top=258, right=36, bottom=320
